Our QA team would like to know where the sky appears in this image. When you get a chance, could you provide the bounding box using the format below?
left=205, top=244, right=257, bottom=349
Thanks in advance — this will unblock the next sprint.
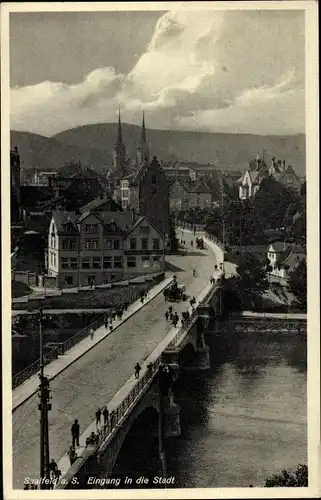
left=9, top=6, right=305, bottom=137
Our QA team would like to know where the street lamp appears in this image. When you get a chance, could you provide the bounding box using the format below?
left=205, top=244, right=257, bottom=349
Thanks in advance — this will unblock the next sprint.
left=37, top=303, right=51, bottom=488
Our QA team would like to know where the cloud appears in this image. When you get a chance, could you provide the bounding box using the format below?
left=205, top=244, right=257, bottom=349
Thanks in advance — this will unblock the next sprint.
left=10, top=8, right=305, bottom=136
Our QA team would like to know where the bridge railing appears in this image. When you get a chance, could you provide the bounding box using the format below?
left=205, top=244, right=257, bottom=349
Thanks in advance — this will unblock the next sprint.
left=12, top=346, right=60, bottom=389
left=12, top=315, right=105, bottom=390
left=96, top=357, right=161, bottom=449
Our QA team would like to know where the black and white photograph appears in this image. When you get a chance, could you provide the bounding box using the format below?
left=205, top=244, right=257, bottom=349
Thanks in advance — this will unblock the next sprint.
left=1, top=1, right=319, bottom=498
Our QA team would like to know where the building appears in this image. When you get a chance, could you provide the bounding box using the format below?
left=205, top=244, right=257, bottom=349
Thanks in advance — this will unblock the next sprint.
left=46, top=206, right=165, bottom=288
left=169, top=179, right=212, bottom=211
left=238, top=155, right=301, bottom=200
left=119, top=156, right=170, bottom=236
left=136, top=112, right=150, bottom=167
left=267, top=241, right=305, bottom=280
left=11, top=146, right=21, bottom=222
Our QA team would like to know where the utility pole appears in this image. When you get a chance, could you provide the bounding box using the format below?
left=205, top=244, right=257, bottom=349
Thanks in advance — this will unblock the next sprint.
left=158, top=367, right=167, bottom=487
left=37, top=304, right=51, bottom=489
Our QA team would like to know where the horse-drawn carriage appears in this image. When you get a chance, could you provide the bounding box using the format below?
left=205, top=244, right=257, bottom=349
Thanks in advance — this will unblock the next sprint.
left=164, top=281, right=187, bottom=302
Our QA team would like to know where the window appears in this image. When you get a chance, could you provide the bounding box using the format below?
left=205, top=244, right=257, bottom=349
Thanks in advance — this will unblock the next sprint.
left=62, top=257, right=69, bottom=269
left=105, top=239, right=113, bottom=249
left=121, top=180, right=129, bottom=188
left=84, top=224, right=98, bottom=234
left=70, top=240, right=76, bottom=250
left=92, top=256, right=101, bottom=269
left=53, top=253, right=56, bottom=267
left=65, top=276, right=73, bottom=285
left=103, top=256, right=112, bottom=269
left=70, top=258, right=78, bottom=269
left=130, top=238, right=137, bottom=250
left=62, top=239, right=69, bottom=250
left=85, top=240, right=99, bottom=249
left=153, top=256, right=161, bottom=265
left=153, top=239, right=160, bottom=250
left=114, top=256, right=123, bottom=268
left=62, top=239, right=77, bottom=250
left=127, top=256, right=136, bottom=268
left=82, top=258, right=90, bottom=269
left=141, top=238, right=148, bottom=250
left=152, top=175, right=156, bottom=184
left=122, top=189, right=129, bottom=198
left=142, top=256, right=150, bottom=267
left=113, top=239, right=120, bottom=250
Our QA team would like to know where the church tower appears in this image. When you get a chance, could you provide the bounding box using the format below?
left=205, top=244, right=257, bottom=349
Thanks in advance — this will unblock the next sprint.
left=113, top=110, right=126, bottom=176
left=136, top=112, right=150, bottom=166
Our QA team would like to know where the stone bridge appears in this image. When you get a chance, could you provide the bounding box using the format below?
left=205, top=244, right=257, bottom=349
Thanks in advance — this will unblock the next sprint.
left=56, top=280, right=223, bottom=489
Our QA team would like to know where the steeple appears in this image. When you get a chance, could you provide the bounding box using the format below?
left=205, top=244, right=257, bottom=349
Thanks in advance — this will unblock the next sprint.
left=141, top=111, right=146, bottom=144
left=116, top=107, right=123, bottom=145
left=113, top=108, right=126, bottom=174
left=136, top=111, right=149, bottom=165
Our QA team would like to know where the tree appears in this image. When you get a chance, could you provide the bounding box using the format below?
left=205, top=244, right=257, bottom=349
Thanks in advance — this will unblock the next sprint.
left=288, top=259, right=307, bottom=311
left=265, top=464, right=308, bottom=487
left=234, top=252, right=269, bottom=308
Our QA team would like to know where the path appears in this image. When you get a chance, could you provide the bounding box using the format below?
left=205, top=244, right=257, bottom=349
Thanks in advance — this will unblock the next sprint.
left=12, top=232, right=219, bottom=488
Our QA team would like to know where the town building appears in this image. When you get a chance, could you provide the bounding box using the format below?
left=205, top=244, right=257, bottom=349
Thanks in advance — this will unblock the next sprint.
left=119, top=156, right=170, bottom=236
left=238, top=154, right=301, bottom=200
left=46, top=203, right=165, bottom=288
left=169, top=179, right=212, bottom=211
left=11, top=146, right=21, bottom=222
left=267, top=241, right=305, bottom=281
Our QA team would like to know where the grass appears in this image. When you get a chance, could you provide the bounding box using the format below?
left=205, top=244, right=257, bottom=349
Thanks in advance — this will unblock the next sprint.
left=11, top=280, right=32, bottom=298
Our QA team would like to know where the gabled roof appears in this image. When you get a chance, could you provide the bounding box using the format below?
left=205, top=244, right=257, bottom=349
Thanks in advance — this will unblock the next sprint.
left=268, top=241, right=288, bottom=252
left=52, top=210, right=78, bottom=232
left=95, top=211, right=133, bottom=232
left=79, top=196, right=122, bottom=213
left=125, top=216, right=163, bottom=238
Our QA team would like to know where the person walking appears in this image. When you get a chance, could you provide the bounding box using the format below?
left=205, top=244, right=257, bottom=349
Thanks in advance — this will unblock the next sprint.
left=102, top=407, right=109, bottom=426
left=165, top=310, right=169, bottom=321
left=191, top=240, right=194, bottom=247
left=134, top=363, right=141, bottom=378
left=175, top=312, right=179, bottom=325
left=104, top=315, right=109, bottom=329
left=95, top=408, right=101, bottom=426
left=71, top=419, right=80, bottom=448
left=89, top=327, right=94, bottom=340
left=68, top=446, right=77, bottom=465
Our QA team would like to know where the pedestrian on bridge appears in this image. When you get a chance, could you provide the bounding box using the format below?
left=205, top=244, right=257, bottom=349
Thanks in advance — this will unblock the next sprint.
left=71, top=419, right=80, bottom=448
left=124, top=301, right=129, bottom=311
left=68, top=446, right=77, bottom=465
left=89, top=327, right=94, bottom=340
left=134, top=363, right=141, bottom=378
left=104, top=315, right=109, bottom=329
left=96, top=408, right=101, bottom=426
left=103, top=407, right=109, bottom=425
left=175, top=312, right=179, bottom=325
left=165, top=310, right=169, bottom=321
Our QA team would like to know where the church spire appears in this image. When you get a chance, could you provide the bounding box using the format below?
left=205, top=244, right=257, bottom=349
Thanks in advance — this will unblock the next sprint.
left=116, top=107, right=123, bottom=145
left=141, top=111, right=146, bottom=144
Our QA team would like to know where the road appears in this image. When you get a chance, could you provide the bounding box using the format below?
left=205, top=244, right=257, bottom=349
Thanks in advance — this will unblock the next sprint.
left=12, top=232, right=218, bottom=488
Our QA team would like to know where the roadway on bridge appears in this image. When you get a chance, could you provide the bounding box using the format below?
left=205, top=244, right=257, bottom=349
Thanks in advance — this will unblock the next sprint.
left=12, top=232, right=218, bottom=488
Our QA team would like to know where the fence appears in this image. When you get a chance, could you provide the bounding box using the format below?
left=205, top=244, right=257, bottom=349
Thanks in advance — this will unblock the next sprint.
left=12, top=315, right=106, bottom=389
left=95, top=356, right=161, bottom=450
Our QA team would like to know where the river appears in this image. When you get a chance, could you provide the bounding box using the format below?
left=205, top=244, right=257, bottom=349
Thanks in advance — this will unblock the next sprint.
left=166, top=327, right=307, bottom=488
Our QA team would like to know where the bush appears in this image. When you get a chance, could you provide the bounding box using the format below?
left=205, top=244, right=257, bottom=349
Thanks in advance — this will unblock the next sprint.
left=265, top=464, right=308, bottom=487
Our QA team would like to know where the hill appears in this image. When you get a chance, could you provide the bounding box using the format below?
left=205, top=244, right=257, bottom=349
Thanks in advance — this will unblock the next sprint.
left=11, top=125, right=306, bottom=176
left=10, top=130, right=107, bottom=174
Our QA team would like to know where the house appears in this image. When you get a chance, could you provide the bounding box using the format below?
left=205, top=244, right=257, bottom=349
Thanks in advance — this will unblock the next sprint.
left=169, top=179, right=212, bottom=211
left=239, top=155, right=301, bottom=200
left=267, top=241, right=306, bottom=280
left=119, top=156, right=170, bottom=236
left=46, top=208, right=165, bottom=288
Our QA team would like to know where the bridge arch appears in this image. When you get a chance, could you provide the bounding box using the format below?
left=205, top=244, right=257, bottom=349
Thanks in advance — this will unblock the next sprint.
left=110, top=406, right=160, bottom=486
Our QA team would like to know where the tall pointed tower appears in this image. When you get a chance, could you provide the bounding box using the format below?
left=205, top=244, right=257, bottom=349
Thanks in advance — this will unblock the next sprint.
left=136, top=112, right=150, bottom=166
left=113, top=109, right=126, bottom=176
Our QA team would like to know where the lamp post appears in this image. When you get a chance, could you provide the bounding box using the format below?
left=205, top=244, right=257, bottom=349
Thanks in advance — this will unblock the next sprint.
left=37, top=304, right=51, bottom=488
